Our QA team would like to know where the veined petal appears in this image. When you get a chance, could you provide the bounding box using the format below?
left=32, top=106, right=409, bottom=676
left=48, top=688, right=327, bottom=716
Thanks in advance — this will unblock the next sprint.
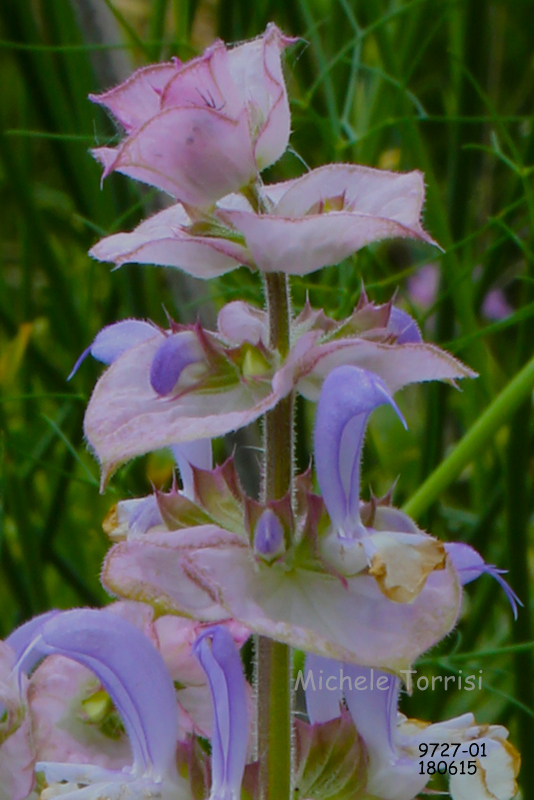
left=95, top=106, right=257, bottom=208
left=89, top=62, right=178, bottom=133
left=194, top=627, right=248, bottom=800
left=218, top=208, right=432, bottom=275
left=445, top=542, right=522, bottom=619
left=314, top=366, right=406, bottom=537
left=161, top=42, right=242, bottom=118
left=272, top=164, right=431, bottom=222
left=90, top=204, right=250, bottom=279
left=219, top=164, right=437, bottom=274
left=102, top=526, right=244, bottom=622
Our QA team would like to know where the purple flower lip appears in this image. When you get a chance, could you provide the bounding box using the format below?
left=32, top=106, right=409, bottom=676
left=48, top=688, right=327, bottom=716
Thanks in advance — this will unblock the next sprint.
left=149, top=332, right=204, bottom=396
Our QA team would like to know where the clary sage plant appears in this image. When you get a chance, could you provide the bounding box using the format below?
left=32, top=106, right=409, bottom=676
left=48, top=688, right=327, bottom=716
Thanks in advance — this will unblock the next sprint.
left=1, top=25, right=521, bottom=800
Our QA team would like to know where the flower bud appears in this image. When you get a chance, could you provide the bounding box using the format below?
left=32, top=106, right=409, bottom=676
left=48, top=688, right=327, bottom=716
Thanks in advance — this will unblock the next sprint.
left=253, top=509, right=285, bottom=561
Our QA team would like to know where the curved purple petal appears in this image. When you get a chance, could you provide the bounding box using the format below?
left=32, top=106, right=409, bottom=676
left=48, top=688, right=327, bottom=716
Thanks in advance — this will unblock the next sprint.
left=314, top=366, right=406, bottom=538
left=253, top=509, right=284, bottom=558
left=14, top=609, right=179, bottom=780
left=150, top=332, right=204, bottom=396
left=5, top=610, right=60, bottom=661
left=194, top=626, right=248, bottom=800
left=68, top=320, right=156, bottom=379
left=387, top=307, right=422, bottom=344
left=342, top=665, right=399, bottom=766
left=171, top=438, right=213, bottom=500
left=445, top=542, right=522, bottom=619
left=304, top=653, right=342, bottom=724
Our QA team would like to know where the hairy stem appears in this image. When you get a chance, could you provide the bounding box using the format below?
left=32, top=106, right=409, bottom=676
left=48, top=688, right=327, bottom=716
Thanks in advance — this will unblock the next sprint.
left=257, top=271, right=293, bottom=800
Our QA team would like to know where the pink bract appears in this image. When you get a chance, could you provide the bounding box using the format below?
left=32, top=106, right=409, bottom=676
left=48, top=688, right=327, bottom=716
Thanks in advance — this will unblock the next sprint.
left=90, top=164, right=439, bottom=279
left=91, top=25, right=294, bottom=208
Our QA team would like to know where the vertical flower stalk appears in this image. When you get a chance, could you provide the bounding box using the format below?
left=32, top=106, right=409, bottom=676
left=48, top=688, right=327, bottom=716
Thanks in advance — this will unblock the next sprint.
left=257, top=271, right=293, bottom=800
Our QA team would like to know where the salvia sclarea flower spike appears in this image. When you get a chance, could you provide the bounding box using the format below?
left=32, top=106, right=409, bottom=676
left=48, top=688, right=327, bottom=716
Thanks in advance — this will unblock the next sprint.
left=100, top=365, right=461, bottom=673
left=304, top=654, right=520, bottom=800
left=80, top=299, right=474, bottom=487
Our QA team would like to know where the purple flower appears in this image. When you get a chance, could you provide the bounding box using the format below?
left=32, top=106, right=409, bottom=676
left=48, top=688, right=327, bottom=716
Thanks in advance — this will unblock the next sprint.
left=304, top=654, right=520, bottom=800
left=314, top=365, right=406, bottom=539
left=253, top=508, right=285, bottom=560
left=82, top=300, right=474, bottom=487
left=194, top=626, right=248, bottom=800
left=312, top=365, right=520, bottom=616
left=314, top=365, right=453, bottom=606
left=445, top=542, right=521, bottom=619
left=68, top=319, right=156, bottom=380
left=13, top=608, right=183, bottom=797
left=6, top=610, right=250, bottom=799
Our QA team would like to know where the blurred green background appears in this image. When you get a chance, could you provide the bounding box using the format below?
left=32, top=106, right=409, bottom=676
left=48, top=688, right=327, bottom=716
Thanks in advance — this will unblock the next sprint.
left=0, top=0, right=533, bottom=794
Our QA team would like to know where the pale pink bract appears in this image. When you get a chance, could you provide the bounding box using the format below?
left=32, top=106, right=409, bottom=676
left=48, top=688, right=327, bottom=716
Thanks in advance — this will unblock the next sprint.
left=91, top=24, right=294, bottom=208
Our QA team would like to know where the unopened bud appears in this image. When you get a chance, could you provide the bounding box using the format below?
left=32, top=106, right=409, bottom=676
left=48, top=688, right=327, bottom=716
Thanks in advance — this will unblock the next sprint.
left=253, top=509, right=285, bottom=561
